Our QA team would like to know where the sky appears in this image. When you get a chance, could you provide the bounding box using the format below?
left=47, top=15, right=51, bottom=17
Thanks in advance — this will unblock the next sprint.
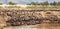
left=0, top=0, right=60, bottom=4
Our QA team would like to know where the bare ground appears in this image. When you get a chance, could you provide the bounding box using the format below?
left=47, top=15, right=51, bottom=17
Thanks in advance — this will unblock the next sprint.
left=4, top=23, right=60, bottom=29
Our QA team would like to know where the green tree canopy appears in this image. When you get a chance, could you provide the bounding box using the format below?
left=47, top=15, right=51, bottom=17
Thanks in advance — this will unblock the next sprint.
left=52, top=1, right=57, bottom=6
left=27, top=1, right=60, bottom=6
left=57, top=2, right=60, bottom=5
left=27, top=2, right=37, bottom=5
left=50, top=2, right=53, bottom=5
left=8, top=2, right=16, bottom=5
left=44, top=1, right=49, bottom=6
left=27, top=1, right=49, bottom=6
left=0, top=3, right=2, bottom=5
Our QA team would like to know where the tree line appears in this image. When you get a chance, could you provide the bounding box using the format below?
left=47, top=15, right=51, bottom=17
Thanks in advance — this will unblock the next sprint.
left=27, top=1, right=60, bottom=6
left=0, top=1, right=16, bottom=5
left=0, top=1, right=60, bottom=6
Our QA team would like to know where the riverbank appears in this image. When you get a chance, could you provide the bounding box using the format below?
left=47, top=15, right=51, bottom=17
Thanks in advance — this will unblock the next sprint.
left=4, top=23, right=60, bottom=29
left=0, top=8, right=60, bottom=29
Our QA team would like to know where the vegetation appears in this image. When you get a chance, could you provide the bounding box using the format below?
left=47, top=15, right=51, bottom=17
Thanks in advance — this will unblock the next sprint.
left=8, top=1, right=16, bottom=5
left=0, top=3, right=2, bottom=5
left=27, top=1, right=60, bottom=6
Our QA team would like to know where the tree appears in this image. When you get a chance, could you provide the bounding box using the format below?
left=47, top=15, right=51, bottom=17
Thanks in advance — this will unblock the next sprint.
left=0, top=0, right=2, bottom=5
left=57, top=2, right=60, bottom=6
left=50, top=2, right=53, bottom=6
left=52, top=1, right=57, bottom=6
left=0, top=3, right=2, bottom=5
left=27, top=2, right=41, bottom=5
left=44, top=1, right=49, bottom=6
left=31, top=2, right=35, bottom=5
left=27, top=1, right=49, bottom=6
left=28, top=2, right=35, bottom=5
left=8, top=2, right=16, bottom=5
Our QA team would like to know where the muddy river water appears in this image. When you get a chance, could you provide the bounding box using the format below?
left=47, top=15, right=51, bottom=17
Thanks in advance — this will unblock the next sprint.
left=3, top=24, right=60, bottom=29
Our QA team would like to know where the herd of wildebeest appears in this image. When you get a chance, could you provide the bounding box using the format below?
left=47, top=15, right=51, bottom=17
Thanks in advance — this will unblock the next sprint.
left=0, top=9, right=60, bottom=27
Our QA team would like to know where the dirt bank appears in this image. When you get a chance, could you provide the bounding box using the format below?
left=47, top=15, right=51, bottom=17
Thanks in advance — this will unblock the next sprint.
left=0, top=10, right=60, bottom=29
left=4, top=24, right=60, bottom=29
